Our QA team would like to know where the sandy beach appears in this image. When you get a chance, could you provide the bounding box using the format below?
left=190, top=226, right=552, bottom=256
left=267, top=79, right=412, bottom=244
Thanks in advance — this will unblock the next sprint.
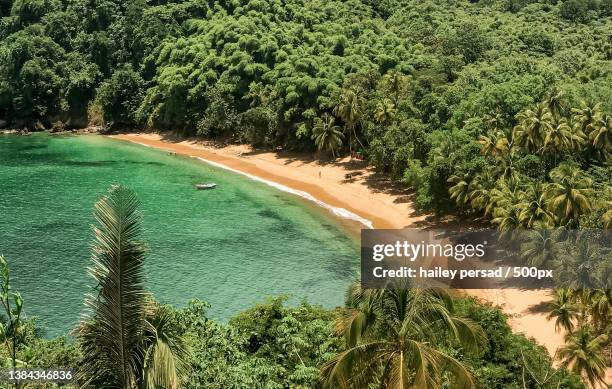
left=113, top=133, right=429, bottom=230
left=113, top=133, right=567, bottom=362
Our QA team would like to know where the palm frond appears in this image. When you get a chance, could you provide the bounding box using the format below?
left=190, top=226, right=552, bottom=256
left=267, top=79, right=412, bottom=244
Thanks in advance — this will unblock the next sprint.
left=75, top=185, right=152, bottom=388
left=320, top=341, right=387, bottom=388
left=144, top=306, right=189, bottom=389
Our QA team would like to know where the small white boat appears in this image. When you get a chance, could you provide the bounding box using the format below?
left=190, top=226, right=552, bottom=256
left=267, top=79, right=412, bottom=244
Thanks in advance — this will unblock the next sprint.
left=195, top=183, right=217, bottom=190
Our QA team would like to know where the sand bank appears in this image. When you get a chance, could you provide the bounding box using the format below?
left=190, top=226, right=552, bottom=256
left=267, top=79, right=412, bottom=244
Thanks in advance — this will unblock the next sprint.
left=112, top=133, right=568, bottom=362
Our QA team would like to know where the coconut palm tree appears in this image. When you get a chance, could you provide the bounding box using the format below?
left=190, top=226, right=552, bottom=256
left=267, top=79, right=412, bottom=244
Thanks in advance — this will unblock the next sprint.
left=589, top=114, right=611, bottom=161
left=571, top=101, right=601, bottom=139
left=478, top=131, right=510, bottom=159
left=542, top=117, right=574, bottom=156
left=583, top=289, right=612, bottom=333
left=431, top=134, right=464, bottom=163
left=556, top=238, right=607, bottom=290
left=333, top=88, right=365, bottom=156
left=448, top=171, right=473, bottom=209
left=576, top=241, right=606, bottom=290
left=144, top=307, right=188, bottom=389
left=312, top=113, right=344, bottom=159
left=321, top=283, right=485, bottom=388
left=0, top=256, right=24, bottom=370
left=469, top=170, right=497, bottom=216
left=546, top=289, right=579, bottom=333
left=513, top=103, right=552, bottom=153
left=545, top=87, right=568, bottom=118
left=557, top=325, right=608, bottom=388
left=518, top=183, right=554, bottom=228
left=382, top=70, right=407, bottom=105
left=495, top=157, right=518, bottom=180
left=374, top=99, right=396, bottom=124
left=544, top=164, right=592, bottom=225
left=491, top=176, right=523, bottom=233
left=519, top=229, right=561, bottom=267
left=603, top=209, right=612, bottom=229
left=492, top=203, right=522, bottom=234
left=75, top=186, right=185, bottom=388
left=483, top=112, right=504, bottom=131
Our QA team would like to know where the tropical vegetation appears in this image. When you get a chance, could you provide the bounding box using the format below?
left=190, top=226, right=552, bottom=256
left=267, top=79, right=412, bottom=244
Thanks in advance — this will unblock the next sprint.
left=75, top=186, right=186, bottom=388
left=549, top=289, right=611, bottom=388
left=0, top=187, right=588, bottom=388
left=1, top=0, right=611, bottom=386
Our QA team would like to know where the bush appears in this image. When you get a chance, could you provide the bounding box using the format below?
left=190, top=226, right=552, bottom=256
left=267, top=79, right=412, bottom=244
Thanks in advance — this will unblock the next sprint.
left=560, top=0, right=596, bottom=23
left=95, top=66, right=144, bottom=128
left=87, top=101, right=104, bottom=127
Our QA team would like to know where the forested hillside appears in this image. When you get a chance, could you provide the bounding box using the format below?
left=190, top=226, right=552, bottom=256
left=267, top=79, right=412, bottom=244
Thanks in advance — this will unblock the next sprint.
left=2, top=0, right=610, bottom=136
left=1, top=2, right=611, bottom=386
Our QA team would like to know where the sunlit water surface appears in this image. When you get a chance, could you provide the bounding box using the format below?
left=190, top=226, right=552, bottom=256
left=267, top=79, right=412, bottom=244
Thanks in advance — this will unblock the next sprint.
left=0, top=134, right=359, bottom=337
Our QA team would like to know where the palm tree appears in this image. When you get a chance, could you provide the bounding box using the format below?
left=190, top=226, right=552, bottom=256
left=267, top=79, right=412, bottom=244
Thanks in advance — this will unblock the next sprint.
left=321, top=283, right=485, bottom=388
left=75, top=186, right=185, bottom=388
left=542, top=117, right=574, bottom=156
left=483, top=112, right=504, bottom=131
left=519, top=229, right=560, bottom=267
left=382, top=70, right=407, bottom=105
left=333, top=89, right=365, bottom=156
left=603, top=209, right=612, bottom=229
left=144, top=307, right=188, bottom=389
left=557, top=325, right=608, bottom=388
left=0, top=256, right=24, bottom=370
left=431, top=134, right=465, bottom=163
left=492, top=203, right=521, bottom=234
left=518, top=183, right=554, bottom=228
left=544, top=164, right=592, bottom=225
left=571, top=101, right=601, bottom=139
left=583, top=289, right=611, bottom=332
left=589, top=114, right=611, bottom=161
left=513, top=103, right=552, bottom=153
left=559, top=239, right=606, bottom=290
left=545, top=87, right=568, bottom=118
left=312, top=114, right=344, bottom=159
left=468, top=170, right=497, bottom=216
left=546, top=289, right=579, bottom=333
left=491, top=176, right=523, bottom=233
left=478, top=131, right=510, bottom=159
left=495, top=157, right=518, bottom=180
left=448, top=171, right=472, bottom=209
left=374, top=99, right=396, bottom=124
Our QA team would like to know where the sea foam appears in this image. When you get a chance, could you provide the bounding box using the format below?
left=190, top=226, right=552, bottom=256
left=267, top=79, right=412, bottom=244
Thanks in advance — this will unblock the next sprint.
left=194, top=156, right=374, bottom=229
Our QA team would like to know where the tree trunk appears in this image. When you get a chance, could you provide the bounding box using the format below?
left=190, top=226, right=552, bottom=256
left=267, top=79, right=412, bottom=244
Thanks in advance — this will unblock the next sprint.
left=353, top=126, right=365, bottom=153
left=347, top=127, right=353, bottom=159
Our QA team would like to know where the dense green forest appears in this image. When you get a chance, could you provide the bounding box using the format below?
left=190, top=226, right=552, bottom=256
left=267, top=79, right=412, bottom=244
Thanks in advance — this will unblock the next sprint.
left=0, top=186, right=588, bottom=388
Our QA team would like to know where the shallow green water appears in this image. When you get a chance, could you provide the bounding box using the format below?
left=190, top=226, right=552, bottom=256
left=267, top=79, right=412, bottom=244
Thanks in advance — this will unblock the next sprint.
left=0, top=134, right=359, bottom=337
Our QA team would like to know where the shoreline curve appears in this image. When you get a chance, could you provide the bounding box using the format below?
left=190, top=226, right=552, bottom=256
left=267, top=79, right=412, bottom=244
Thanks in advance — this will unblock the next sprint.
left=192, top=156, right=374, bottom=229
left=110, top=133, right=572, bottom=365
left=111, top=133, right=421, bottom=230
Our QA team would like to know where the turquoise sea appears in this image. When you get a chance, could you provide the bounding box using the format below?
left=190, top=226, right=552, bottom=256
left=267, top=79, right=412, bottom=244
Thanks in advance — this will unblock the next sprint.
left=0, top=134, right=360, bottom=337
